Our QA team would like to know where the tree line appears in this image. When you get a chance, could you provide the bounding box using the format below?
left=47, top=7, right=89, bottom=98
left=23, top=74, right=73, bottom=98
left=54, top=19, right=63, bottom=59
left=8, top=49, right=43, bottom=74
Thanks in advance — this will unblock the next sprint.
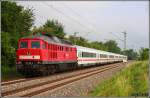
left=1, top=1, right=149, bottom=68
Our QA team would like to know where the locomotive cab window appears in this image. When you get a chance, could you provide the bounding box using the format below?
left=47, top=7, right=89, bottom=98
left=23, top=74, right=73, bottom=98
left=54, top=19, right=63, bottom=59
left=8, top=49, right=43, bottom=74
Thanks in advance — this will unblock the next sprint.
left=42, top=42, right=46, bottom=49
left=20, top=41, right=28, bottom=48
left=31, top=41, right=40, bottom=48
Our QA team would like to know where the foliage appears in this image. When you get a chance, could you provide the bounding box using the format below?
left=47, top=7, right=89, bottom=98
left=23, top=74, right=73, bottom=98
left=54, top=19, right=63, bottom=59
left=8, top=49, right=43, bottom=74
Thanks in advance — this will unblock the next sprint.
left=89, top=41, right=108, bottom=51
left=122, top=49, right=138, bottom=60
left=68, top=35, right=121, bottom=52
left=2, top=65, right=23, bottom=80
left=1, top=32, right=16, bottom=67
left=90, top=61, right=148, bottom=96
left=104, top=40, right=121, bottom=53
left=139, top=48, right=149, bottom=60
left=1, top=1, right=34, bottom=68
left=32, top=19, right=65, bottom=38
left=1, top=1, right=34, bottom=34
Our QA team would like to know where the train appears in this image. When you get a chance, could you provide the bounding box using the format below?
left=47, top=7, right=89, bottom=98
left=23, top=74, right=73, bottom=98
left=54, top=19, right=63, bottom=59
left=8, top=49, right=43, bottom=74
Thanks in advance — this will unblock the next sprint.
left=16, top=33, right=127, bottom=76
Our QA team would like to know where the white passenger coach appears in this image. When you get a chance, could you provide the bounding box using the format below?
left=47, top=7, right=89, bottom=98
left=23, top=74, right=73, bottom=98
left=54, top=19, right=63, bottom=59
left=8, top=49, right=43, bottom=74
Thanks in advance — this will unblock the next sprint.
left=75, top=45, right=127, bottom=66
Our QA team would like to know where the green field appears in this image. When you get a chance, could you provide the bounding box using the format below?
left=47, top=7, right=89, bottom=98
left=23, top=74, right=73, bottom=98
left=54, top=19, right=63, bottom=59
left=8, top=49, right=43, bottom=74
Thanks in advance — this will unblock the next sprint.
left=90, top=61, right=148, bottom=96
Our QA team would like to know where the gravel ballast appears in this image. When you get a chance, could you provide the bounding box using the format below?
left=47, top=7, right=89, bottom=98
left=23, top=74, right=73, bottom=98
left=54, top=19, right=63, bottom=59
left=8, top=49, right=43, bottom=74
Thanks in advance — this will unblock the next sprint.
left=2, top=63, right=120, bottom=93
left=35, top=64, right=126, bottom=96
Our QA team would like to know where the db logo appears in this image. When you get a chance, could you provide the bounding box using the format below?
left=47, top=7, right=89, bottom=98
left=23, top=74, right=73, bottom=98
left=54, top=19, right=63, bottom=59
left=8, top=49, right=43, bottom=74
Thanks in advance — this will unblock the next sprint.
left=65, top=54, right=69, bottom=57
left=27, top=51, right=30, bottom=55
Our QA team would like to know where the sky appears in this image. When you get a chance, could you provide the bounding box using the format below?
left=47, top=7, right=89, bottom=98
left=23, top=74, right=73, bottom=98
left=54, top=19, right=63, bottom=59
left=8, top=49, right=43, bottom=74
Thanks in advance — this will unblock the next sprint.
left=17, top=1, right=149, bottom=51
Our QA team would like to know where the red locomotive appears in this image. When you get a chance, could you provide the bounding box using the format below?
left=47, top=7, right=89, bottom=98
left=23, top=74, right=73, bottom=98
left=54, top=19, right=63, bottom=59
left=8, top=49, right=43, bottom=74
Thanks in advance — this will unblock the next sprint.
left=16, top=33, right=77, bottom=76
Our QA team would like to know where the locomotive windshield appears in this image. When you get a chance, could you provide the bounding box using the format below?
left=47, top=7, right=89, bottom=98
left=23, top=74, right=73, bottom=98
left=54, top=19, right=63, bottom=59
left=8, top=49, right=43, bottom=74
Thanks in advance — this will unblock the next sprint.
left=31, top=41, right=40, bottom=48
left=20, top=41, right=28, bottom=48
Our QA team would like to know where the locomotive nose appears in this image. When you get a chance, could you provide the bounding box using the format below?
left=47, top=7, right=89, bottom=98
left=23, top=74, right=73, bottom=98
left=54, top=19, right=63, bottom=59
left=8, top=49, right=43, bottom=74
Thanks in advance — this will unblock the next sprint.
left=18, top=49, right=41, bottom=60
left=17, top=39, right=42, bottom=60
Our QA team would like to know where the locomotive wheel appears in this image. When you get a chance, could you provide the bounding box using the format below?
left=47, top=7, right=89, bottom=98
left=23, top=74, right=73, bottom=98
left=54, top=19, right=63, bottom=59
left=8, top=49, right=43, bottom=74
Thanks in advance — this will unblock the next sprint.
left=50, top=65, right=56, bottom=74
left=39, top=66, right=48, bottom=76
left=74, top=63, right=78, bottom=70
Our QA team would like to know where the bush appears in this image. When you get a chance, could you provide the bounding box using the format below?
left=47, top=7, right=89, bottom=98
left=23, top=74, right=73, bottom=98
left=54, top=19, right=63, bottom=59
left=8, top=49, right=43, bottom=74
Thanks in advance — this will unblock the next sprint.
left=1, top=65, right=23, bottom=80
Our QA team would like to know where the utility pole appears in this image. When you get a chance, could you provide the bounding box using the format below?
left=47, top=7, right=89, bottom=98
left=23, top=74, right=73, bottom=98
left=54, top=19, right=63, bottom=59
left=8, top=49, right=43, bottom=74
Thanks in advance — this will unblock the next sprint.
left=122, top=31, right=127, bottom=51
left=73, top=32, right=78, bottom=45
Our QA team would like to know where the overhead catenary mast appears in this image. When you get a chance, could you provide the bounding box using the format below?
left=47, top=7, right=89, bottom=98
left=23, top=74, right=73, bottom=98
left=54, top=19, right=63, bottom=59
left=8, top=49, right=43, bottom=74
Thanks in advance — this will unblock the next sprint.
left=122, top=31, right=127, bottom=51
left=109, top=31, right=127, bottom=51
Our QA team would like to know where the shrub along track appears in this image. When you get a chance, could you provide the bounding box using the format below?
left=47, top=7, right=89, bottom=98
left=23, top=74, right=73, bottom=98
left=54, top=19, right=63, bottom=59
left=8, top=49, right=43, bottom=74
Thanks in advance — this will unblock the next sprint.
left=1, top=62, right=126, bottom=97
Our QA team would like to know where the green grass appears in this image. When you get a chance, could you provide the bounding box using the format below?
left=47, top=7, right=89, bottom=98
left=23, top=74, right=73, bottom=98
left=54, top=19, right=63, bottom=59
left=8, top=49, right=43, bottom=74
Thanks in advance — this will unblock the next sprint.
left=1, top=65, right=23, bottom=81
left=90, top=61, right=148, bottom=96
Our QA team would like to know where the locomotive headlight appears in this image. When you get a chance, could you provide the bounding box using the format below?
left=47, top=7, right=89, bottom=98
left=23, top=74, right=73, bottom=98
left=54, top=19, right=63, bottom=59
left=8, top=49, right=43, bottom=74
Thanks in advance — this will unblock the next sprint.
left=16, top=61, right=21, bottom=64
left=37, top=61, right=41, bottom=64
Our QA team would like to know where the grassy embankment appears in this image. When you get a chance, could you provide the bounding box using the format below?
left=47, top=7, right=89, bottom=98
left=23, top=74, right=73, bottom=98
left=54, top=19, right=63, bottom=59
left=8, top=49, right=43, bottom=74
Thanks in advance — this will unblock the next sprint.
left=1, top=66, right=23, bottom=81
left=90, top=61, right=148, bottom=96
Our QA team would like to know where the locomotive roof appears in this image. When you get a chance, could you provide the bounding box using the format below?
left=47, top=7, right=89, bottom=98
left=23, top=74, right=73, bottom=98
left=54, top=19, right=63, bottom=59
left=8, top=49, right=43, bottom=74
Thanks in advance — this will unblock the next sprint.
left=21, top=34, right=75, bottom=47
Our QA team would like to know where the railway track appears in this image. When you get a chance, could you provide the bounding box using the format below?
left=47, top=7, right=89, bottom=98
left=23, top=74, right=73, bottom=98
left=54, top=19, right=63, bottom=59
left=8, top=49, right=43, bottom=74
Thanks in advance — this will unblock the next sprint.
left=1, top=63, right=124, bottom=97
left=2, top=78, right=28, bottom=86
left=1, top=67, right=91, bottom=86
left=1, top=62, right=124, bottom=86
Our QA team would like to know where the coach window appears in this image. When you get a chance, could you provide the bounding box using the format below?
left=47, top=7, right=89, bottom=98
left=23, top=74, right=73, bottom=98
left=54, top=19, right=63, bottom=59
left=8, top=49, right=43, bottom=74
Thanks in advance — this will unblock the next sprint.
left=20, top=41, right=28, bottom=48
left=109, top=55, right=114, bottom=58
left=31, top=41, right=40, bottom=48
left=100, top=54, right=103, bottom=58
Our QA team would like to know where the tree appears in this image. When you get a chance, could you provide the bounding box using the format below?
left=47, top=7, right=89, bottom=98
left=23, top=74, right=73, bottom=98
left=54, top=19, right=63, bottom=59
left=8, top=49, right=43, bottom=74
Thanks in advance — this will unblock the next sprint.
left=1, top=1, right=34, bottom=67
left=2, top=1, right=34, bottom=48
left=32, top=19, right=65, bottom=38
left=122, top=49, right=138, bottom=60
left=104, top=40, right=121, bottom=53
left=1, top=32, right=16, bottom=67
left=89, top=41, right=107, bottom=51
left=139, top=48, right=149, bottom=60
left=2, top=1, right=34, bottom=34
